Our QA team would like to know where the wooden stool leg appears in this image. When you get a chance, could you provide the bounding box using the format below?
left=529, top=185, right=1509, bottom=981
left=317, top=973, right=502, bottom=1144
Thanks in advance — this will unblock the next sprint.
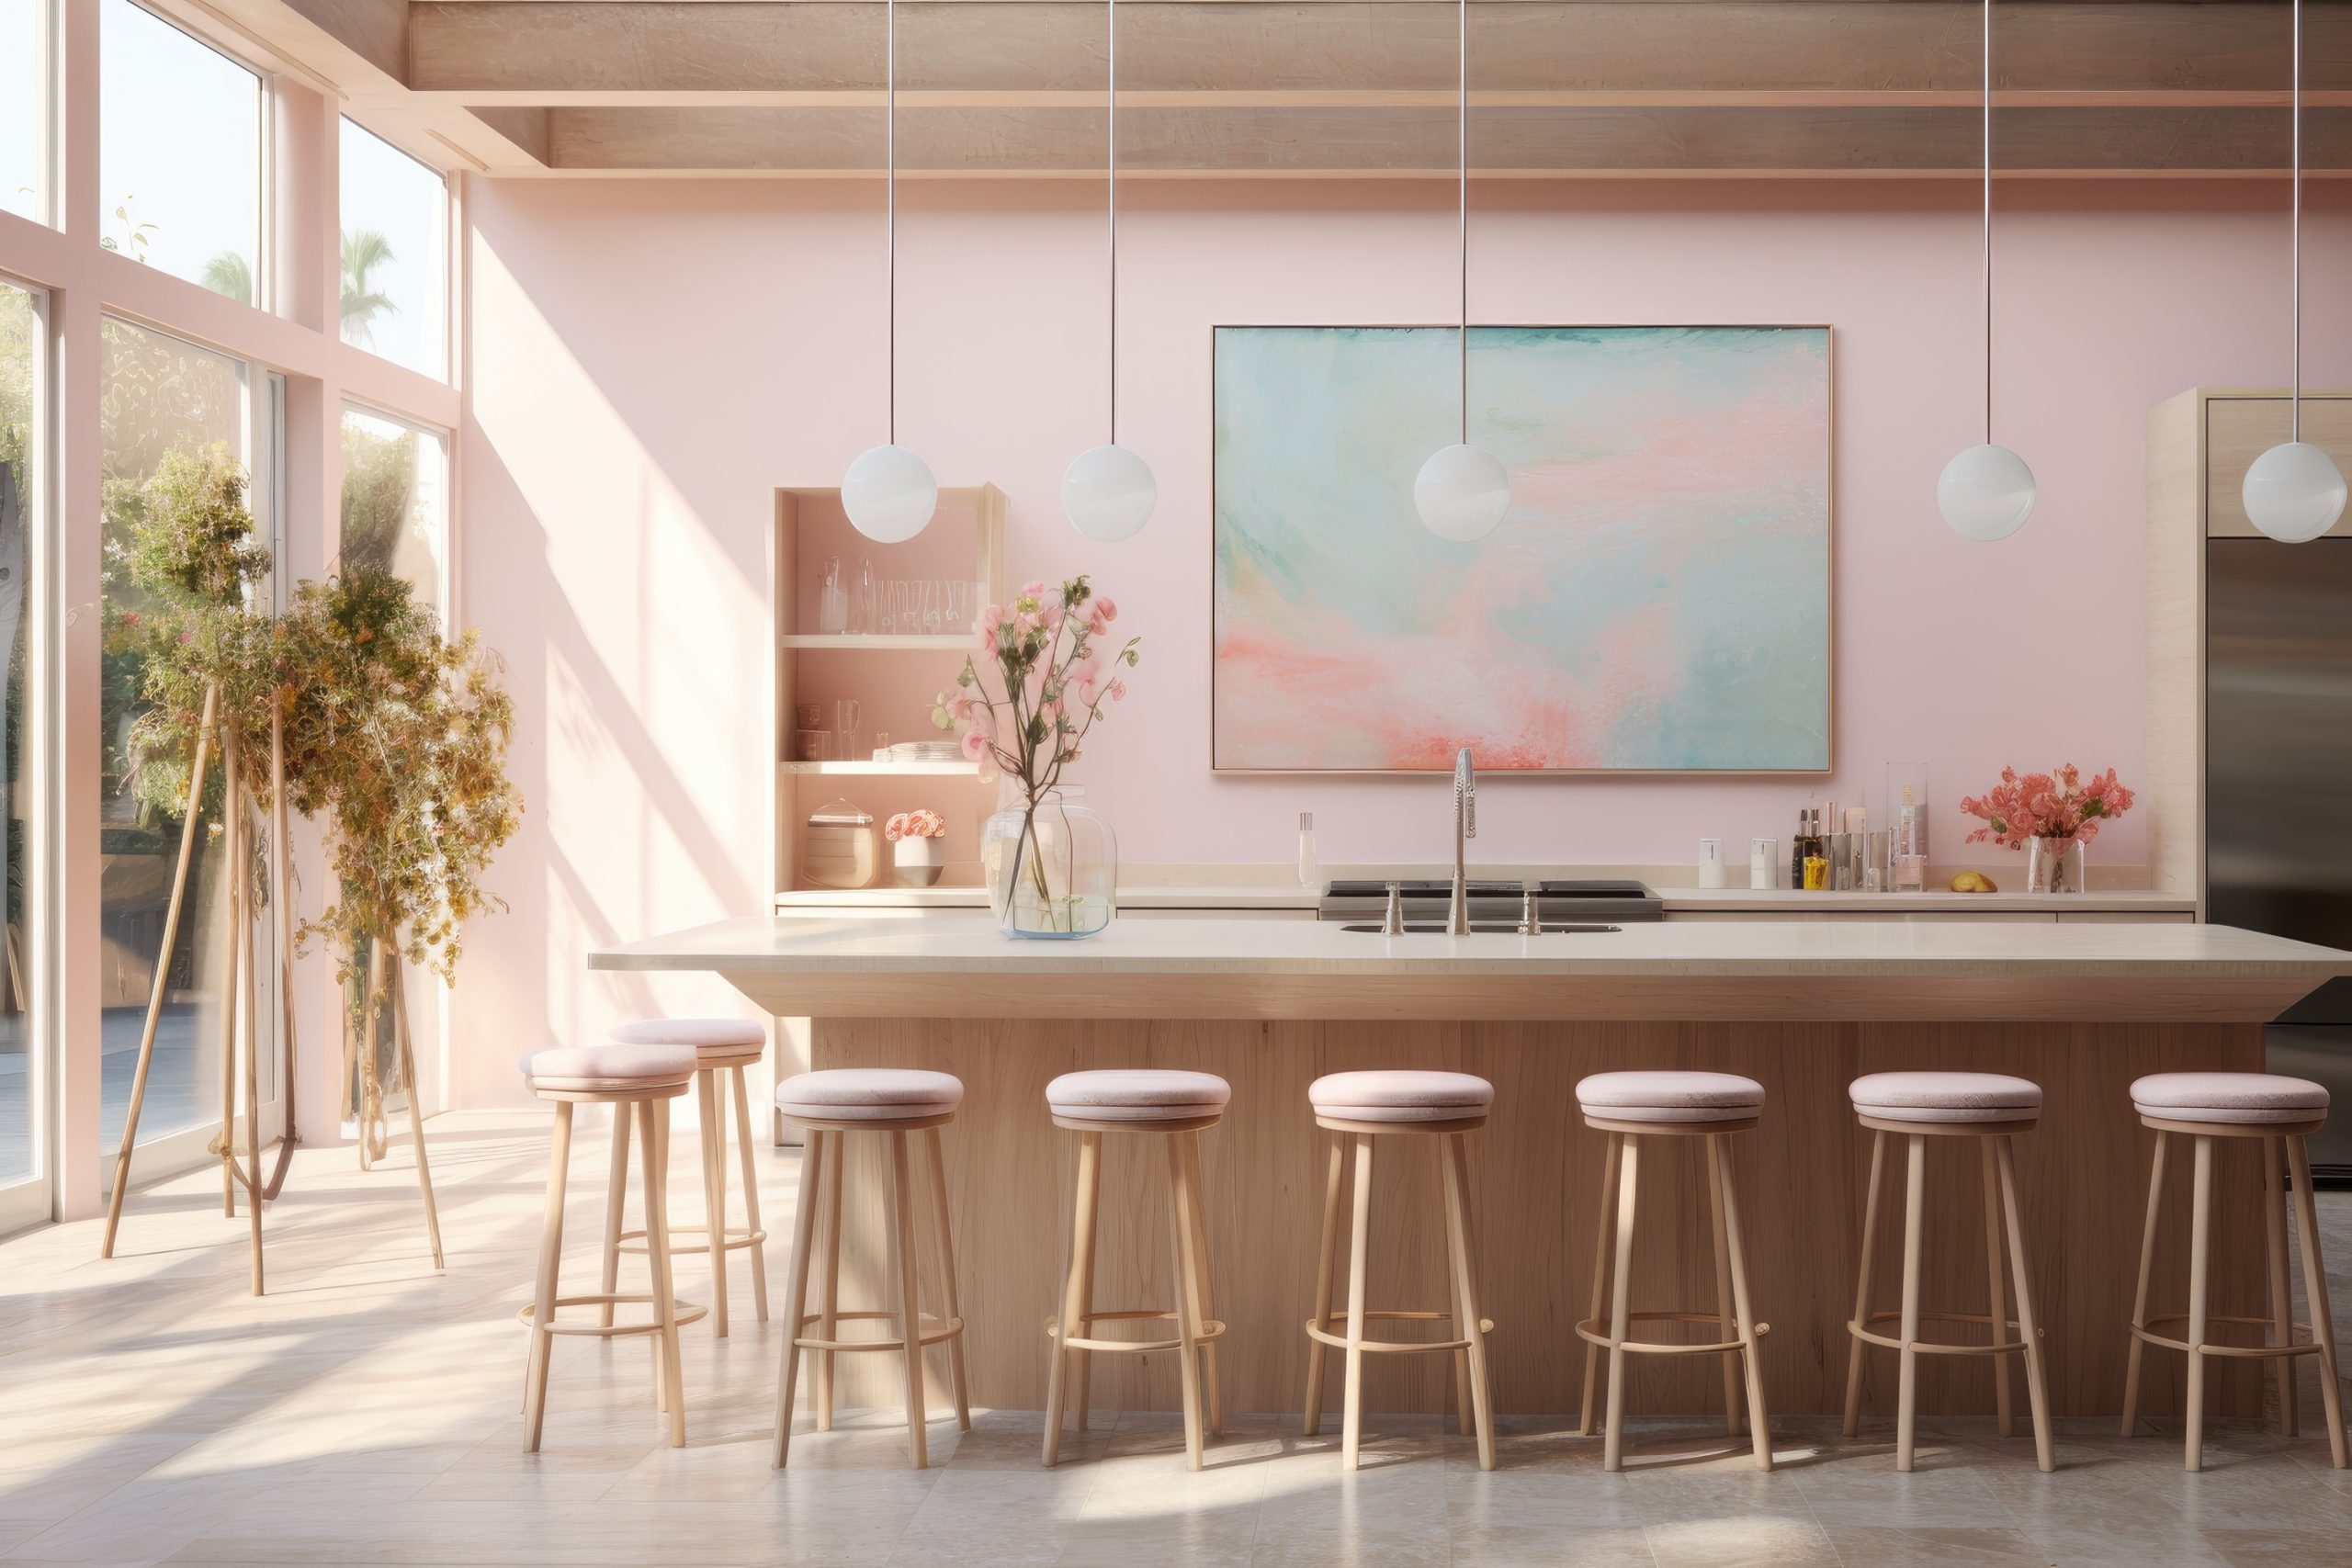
left=1996, top=1135, right=2054, bottom=1472
left=773, top=1128, right=826, bottom=1469
left=643, top=1100, right=687, bottom=1449
left=887, top=1130, right=929, bottom=1469
left=1578, top=1132, right=1621, bottom=1439
left=1182, top=1131, right=1227, bottom=1437
left=1166, top=1133, right=1209, bottom=1472
left=696, top=1070, right=729, bottom=1338
left=2186, top=1134, right=2214, bottom=1472
left=1980, top=1138, right=2014, bottom=1439
left=2287, top=1135, right=2349, bottom=1470
left=1341, top=1131, right=1375, bottom=1471
left=1432, top=1138, right=1472, bottom=1438
left=730, top=1066, right=770, bottom=1325
left=1716, top=1133, right=1773, bottom=1472
left=1706, top=1134, right=1743, bottom=1438
left=1303, top=1134, right=1346, bottom=1437
left=524, top=1101, right=573, bottom=1453
left=2120, top=1131, right=2168, bottom=1438
left=1043, top=1130, right=1100, bottom=1466
left=1072, top=1131, right=1102, bottom=1435
left=1842, top=1128, right=1886, bottom=1438
left=1442, top=1132, right=1497, bottom=1472
left=816, top=1131, right=844, bottom=1431
left=1602, top=1134, right=1640, bottom=1473
left=2264, top=1134, right=2300, bottom=1438
left=923, top=1127, right=972, bottom=1433
left=599, top=1104, right=631, bottom=1330
left=1896, top=1132, right=1926, bottom=1473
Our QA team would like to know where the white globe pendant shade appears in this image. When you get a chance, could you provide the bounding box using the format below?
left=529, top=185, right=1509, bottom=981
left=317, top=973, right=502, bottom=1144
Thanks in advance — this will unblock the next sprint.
left=1062, top=443, right=1157, bottom=542
left=842, top=444, right=937, bottom=543
left=1936, top=443, right=2036, bottom=542
left=1414, top=443, right=1511, bottom=543
left=2243, top=441, right=2347, bottom=544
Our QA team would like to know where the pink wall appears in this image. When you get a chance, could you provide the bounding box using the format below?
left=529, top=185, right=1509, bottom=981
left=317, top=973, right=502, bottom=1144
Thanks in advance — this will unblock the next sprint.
left=455, top=175, right=2350, bottom=1104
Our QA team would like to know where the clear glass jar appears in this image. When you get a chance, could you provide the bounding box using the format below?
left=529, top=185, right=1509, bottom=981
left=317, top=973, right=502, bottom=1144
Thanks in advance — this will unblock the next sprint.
left=2024, top=835, right=2086, bottom=895
left=982, top=788, right=1115, bottom=939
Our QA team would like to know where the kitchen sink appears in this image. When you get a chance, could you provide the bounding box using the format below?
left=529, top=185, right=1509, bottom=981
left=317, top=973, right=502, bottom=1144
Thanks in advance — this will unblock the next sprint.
left=1339, top=922, right=1622, bottom=935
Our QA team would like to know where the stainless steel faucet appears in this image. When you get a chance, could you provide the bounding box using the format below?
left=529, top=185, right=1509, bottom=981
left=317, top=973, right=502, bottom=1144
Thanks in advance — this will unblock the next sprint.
left=1447, top=747, right=1476, bottom=936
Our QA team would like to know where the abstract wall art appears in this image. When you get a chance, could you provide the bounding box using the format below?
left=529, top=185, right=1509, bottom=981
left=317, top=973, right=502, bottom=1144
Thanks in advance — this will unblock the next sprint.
left=1212, top=325, right=1832, bottom=773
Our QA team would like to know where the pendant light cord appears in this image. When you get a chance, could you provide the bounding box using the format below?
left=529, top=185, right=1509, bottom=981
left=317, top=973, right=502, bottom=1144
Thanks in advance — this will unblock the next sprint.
left=1457, top=0, right=1469, bottom=447
left=2291, top=0, right=2304, bottom=442
left=1108, top=0, right=1118, bottom=446
left=886, top=0, right=898, bottom=446
left=1981, top=0, right=1993, bottom=448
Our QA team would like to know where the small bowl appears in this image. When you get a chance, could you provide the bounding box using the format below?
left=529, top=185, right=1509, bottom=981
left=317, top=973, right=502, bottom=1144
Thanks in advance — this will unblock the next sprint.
left=893, top=863, right=945, bottom=887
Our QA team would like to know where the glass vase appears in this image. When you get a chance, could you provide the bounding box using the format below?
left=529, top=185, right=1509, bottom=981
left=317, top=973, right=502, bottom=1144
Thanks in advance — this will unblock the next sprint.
left=2024, top=836, right=2086, bottom=895
left=982, top=788, right=1116, bottom=939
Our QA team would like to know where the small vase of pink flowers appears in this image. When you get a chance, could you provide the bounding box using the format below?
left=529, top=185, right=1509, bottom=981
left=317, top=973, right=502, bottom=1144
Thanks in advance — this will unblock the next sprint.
left=886, top=808, right=947, bottom=887
left=1958, top=764, right=2136, bottom=894
left=948, top=576, right=1139, bottom=939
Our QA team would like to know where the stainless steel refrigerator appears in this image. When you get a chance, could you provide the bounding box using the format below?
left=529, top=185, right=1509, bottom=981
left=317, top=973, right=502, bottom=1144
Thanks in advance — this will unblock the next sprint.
left=2209, top=536, right=2352, bottom=1179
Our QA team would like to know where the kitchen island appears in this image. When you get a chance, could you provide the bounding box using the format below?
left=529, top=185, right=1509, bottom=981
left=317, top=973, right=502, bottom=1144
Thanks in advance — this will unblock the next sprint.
left=590, top=916, right=2350, bottom=1425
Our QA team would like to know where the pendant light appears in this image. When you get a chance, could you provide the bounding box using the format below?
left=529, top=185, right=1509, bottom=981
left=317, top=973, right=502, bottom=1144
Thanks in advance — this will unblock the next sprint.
left=1936, top=0, right=2035, bottom=542
left=842, top=0, right=936, bottom=544
left=1063, top=0, right=1156, bottom=542
left=1413, top=0, right=1510, bottom=543
left=2243, top=0, right=2347, bottom=543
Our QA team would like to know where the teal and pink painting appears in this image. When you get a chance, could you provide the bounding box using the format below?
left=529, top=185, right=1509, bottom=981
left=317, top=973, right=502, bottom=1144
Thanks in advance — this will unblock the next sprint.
left=1212, top=325, right=1831, bottom=773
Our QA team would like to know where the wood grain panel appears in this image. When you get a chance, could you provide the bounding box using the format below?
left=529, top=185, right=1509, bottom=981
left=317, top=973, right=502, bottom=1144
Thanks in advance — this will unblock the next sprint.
left=2205, top=395, right=2352, bottom=539
left=800, top=1017, right=2268, bottom=1424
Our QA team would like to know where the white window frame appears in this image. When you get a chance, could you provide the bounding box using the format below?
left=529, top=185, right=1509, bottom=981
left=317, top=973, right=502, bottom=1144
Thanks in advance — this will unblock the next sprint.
left=0, top=271, right=52, bottom=1236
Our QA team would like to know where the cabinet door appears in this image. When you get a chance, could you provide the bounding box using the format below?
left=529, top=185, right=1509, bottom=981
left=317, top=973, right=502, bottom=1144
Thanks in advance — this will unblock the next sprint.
left=2207, top=397, right=2352, bottom=538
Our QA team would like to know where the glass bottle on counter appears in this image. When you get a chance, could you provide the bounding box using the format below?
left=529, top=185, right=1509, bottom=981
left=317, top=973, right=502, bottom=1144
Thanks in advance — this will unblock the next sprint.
left=1790, top=807, right=1810, bottom=889
left=1893, top=783, right=1928, bottom=892
left=1803, top=811, right=1830, bottom=890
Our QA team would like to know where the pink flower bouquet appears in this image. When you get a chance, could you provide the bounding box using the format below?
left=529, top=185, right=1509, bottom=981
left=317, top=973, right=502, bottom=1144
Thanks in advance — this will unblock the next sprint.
left=1958, top=764, right=2136, bottom=849
left=884, top=809, right=945, bottom=842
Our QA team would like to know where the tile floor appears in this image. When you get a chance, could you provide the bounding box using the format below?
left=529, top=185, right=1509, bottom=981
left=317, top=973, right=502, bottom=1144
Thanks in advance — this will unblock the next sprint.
left=6, top=1109, right=2352, bottom=1566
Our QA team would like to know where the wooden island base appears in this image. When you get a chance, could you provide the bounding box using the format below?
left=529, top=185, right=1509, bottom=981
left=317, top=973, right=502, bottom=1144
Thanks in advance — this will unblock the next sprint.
left=806, top=1018, right=2267, bottom=1424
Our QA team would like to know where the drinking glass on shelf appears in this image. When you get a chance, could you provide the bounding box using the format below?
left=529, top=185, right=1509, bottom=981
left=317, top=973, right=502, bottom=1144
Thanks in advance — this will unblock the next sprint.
left=923, top=581, right=944, bottom=635
left=872, top=731, right=891, bottom=761
left=835, top=698, right=861, bottom=763
left=817, top=557, right=847, bottom=636
left=947, top=581, right=973, bottom=633
left=852, top=558, right=877, bottom=635
left=795, top=703, right=822, bottom=731
left=796, top=729, right=830, bottom=762
left=879, top=580, right=902, bottom=635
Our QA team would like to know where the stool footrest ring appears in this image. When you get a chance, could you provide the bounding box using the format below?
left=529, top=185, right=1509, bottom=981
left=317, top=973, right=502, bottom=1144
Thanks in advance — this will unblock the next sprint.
left=2132, top=1313, right=2320, bottom=1360
left=791, top=1307, right=965, bottom=1355
left=616, top=1224, right=770, bottom=1258
left=1045, top=1308, right=1229, bottom=1356
left=1575, top=1310, right=1767, bottom=1357
left=517, top=1293, right=709, bottom=1337
left=1302, top=1309, right=1497, bottom=1356
left=1849, top=1309, right=2032, bottom=1358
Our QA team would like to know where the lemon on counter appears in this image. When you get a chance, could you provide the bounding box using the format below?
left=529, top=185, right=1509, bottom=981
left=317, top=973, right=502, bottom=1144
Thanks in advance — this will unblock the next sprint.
left=1949, top=871, right=2000, bottom=894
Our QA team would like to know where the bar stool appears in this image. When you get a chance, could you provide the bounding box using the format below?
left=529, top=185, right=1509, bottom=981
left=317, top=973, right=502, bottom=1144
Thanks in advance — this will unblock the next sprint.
left=1840, top=1071, right=2054, bottom=1473
left=1575, top=1070, right=1771, bottom=1472
left=517, top=1043, right=706, bottom=1452
left=605, top=1019, right=770, bottom=1338
left=772, top=1068, right=970, bottom=1470
left=1042, top=1069, right=1230, bottom=1472
left=1302, top=1069, right=1497, bottom=1472
left=2120, top=1071, right=2347, bottom=1472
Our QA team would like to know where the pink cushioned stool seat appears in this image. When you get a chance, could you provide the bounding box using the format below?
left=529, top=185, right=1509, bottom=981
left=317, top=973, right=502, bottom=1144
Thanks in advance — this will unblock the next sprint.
left=610, top=1017, right=765, bottom=1065
left=1308, top=1069, right=1494, bottom=1123
left=1850, top=1071, right=2043, bottom=1124
left=776, top=1068, right=965, bottom=1122
left=520, top=1043, right=697, bottom=1095
left=1577, top=1070, right=1764, bottom=1123
left=2132, top=1071, right=2329, bottom=1125
left=1046, top=1069, right=1231, bottom=1122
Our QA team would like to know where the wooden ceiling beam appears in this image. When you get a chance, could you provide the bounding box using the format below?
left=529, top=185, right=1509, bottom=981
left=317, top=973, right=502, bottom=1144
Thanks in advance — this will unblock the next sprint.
left=406, top=1, right=2352, bottom=100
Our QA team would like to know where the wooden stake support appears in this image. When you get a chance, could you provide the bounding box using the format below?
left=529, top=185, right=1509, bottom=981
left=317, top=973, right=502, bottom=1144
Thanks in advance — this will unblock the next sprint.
left=96, top=690, right=444, bottom=1291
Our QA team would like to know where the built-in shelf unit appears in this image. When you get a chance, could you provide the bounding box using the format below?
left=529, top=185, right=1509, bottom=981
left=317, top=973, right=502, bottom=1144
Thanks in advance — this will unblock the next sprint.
left=773, top=484, right=1006, bottom=895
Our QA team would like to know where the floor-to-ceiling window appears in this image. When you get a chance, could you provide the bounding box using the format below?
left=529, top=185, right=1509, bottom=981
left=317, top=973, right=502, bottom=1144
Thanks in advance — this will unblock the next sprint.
left=3, top=0, right=44, bottom=224
left=0, top=276, right=44, bottom=1229
left=338, top=121, right=448, bottom=381
left=96, top=318, right=279, bottom=1152
left=98, top=0, right=263, bottom=299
